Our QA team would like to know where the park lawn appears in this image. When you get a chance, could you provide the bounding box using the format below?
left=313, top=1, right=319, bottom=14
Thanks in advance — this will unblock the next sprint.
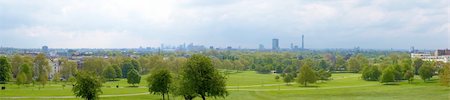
left=0, top=71, right=449, bottom=100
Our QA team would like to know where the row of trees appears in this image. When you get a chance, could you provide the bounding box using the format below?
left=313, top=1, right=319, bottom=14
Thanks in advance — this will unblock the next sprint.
left=71, top=54, right=228, bottom=100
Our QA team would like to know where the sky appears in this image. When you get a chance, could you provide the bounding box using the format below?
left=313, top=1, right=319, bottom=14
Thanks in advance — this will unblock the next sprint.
left=0, top=0, right=448, bottom=49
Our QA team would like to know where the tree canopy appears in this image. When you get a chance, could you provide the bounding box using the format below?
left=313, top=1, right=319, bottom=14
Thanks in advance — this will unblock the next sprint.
left=177, top=54, right=228, bottom=100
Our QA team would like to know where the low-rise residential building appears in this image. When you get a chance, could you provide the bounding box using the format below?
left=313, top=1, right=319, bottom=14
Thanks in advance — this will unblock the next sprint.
left=411, top=49, right=450, bottom=63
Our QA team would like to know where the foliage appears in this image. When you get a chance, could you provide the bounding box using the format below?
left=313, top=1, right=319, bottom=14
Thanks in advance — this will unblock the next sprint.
left=20, top=64, right=33, bottom=83
left=177, top=54, right=228, bottom=100
left=362, top=65, right=381, bottom=81
left=127, top=69, right=141, bottom=86
left=282, top=73, right=294, bottom=85
left=147, top=69, right=172, bottom=100
left=412, top=58, right=423, bottom=75
left=34, top=54, right=50, bottom=87
left=60, top=58, right=78, bottom=79
left=121, top=59, right=140, bottom=78
left=0, top=56, right=12, bottom=83
left=419, top=62, right=434, bottom=82
left=297, top=58, right=317, bottom=86
left=72, top=72, right=103, bottom=100
left=103, top=65, right=117, bottom=81
left=404, top=70, right=414, bottom=83
left=380, top=66, right=396, bottom=84
left=317, top=69, right=332, bottom=81
left=439, top=63, right=450, bottom=86
left=16, top=72, right=27, bottom=87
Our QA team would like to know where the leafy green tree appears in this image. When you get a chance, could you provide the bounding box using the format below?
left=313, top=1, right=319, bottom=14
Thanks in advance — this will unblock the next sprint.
left=297, top=58, right=317, bottom=87
left=53, top=72, right=61, bottom=83
left=391, top=64, right=403, bottom=80
left=275, top=75, right=280, bottom=81
left=73, top=72, right=103, bottom=100
left=177, top=54, right=228, bottom=100
left=317, top=69, right=332, bottom=82
left=147, top=69, right=172, bottom=100
left=121, top=59, right=140, bottom=78
left=0, top=56, right=12, bottom=84
left=439, top=63, right=450, bottom=86
left=283, top=73, right=294, bottom=85
left=20, top=64, right=33, bottom=83
left=16, top=72, right=27, bottom=87
left=347, top=57, right=360, bottom=73
left=404, top=70, right=414, bottom=83
left=34, top=54, right=50, bottom=87
left=335, top=55, right=346, bottom=71
left=412, top=58, right=423, bottom=75
left=10, top=54, right=23, bottom=78
left=127, top=69, right=141, bottom=86
left=112, top=64, right=122, bottom=78
left=419, top=62, right=434, bottom=82
left=103, top=65, right=116, bottom=81
left=60, top=59, right=78, bottom=79
left=83, top=57, right=110, bottom=76
left=380, top=67, right=396, bottom=84
left=318, top=59, right=330, bottom=70
left=362, top=65, right=381, bottom=81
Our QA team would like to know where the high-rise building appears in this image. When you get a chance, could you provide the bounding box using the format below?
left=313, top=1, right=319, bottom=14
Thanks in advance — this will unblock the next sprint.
left=301, top=35, right=304, bottom=50
left=290, top=43, right=294, bottom=50
left=259, top=44, right=265, bottom=50
left=272, top=38, right=279, bottom=50
left=42, top=45, right=49, bottom=53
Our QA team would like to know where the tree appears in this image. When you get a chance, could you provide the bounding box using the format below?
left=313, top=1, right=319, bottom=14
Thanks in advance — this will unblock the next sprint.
left=283, top=73, right=294, bottom=85
left=347, top=57, right=361, bottom=73
left=297, top=59, right=317, bottom=87
left=412, top=58, right=423, bottom=75
left=362, top=65, right=381, bottom=81
left=177, top=54, right=228, bottom=100
left=34, top=54, right=50, bottom=87
left=112, top=64, right=122, bottom=78
left=439, top=63, right=450, bottom=86
left=83, top=57, right=109, bottom=76
left=73, top=72, right=103, bottom=100
left=335, top=55, right=346, bottom=71
left=121, top=59, right=140, bottom=78
left=147, top=69, right=172, bottom=100
left=0, top=56, right=12, bottom=84
left=419, top=62, right=434, bottom=82
left=127, top=69, right=141, bottom=86
left=16, top=72, right=27, bottom=87
left=404, top=70, right=414, bottom=84
left=275, top=75, right=280, bottom=81
left=60, top=59, right=78, bottom=80
left=20, top=64, right=33, bottom=84
left=317, top=69, right=332, bottom=82
left=318, top=59, right=329, bottom=70
left=103, top=65, right=116, bottom=81
left=380, top=67, right=396, bottom=84
left=10, top=54, right=23, bottom=78
left=53, top=72, right=61, bottom=83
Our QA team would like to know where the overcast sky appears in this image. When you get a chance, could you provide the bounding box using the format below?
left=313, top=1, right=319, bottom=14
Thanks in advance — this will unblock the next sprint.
left=0, top=0, right=448, bottom=49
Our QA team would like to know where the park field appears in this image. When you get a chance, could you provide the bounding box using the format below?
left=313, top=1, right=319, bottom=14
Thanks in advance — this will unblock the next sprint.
left=0, top=71, right=449, bottom=100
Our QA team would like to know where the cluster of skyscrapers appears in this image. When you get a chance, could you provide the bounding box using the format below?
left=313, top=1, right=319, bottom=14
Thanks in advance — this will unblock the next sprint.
left=268, top=35, right=305, bottom=51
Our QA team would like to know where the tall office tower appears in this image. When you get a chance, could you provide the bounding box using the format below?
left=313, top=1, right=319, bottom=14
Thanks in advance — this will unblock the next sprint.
left=301, top=35, right=304, bottom=50
left=290, top=43, right=294, bottom=50
left=272, top=38, right=279, bottom=50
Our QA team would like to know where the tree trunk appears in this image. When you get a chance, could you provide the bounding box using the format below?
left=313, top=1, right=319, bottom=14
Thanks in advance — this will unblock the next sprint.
left=167, top=92, right=170, bottom=100
left=162, top=93, right=165, bottom=100
left=201, top=95, right=206, bottom=100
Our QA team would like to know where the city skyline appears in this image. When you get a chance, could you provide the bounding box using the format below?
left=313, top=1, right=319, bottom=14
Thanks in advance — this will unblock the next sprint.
left=0, top=0, right=448, bottom=49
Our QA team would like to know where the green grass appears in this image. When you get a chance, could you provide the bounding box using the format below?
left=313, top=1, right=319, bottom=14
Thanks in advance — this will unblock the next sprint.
left=0, top=71, right=449, bottom=100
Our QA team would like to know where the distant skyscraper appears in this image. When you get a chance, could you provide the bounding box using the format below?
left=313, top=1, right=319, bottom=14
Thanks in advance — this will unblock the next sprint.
left=272, top=38, right=279, bottom=50
left=290, top=43, right=294, bottom=50
left=301, top=35, right=304, bottom=50
left=42, top=45, right=48, bottom=53
left=259, top=44, right=265, bottom=50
